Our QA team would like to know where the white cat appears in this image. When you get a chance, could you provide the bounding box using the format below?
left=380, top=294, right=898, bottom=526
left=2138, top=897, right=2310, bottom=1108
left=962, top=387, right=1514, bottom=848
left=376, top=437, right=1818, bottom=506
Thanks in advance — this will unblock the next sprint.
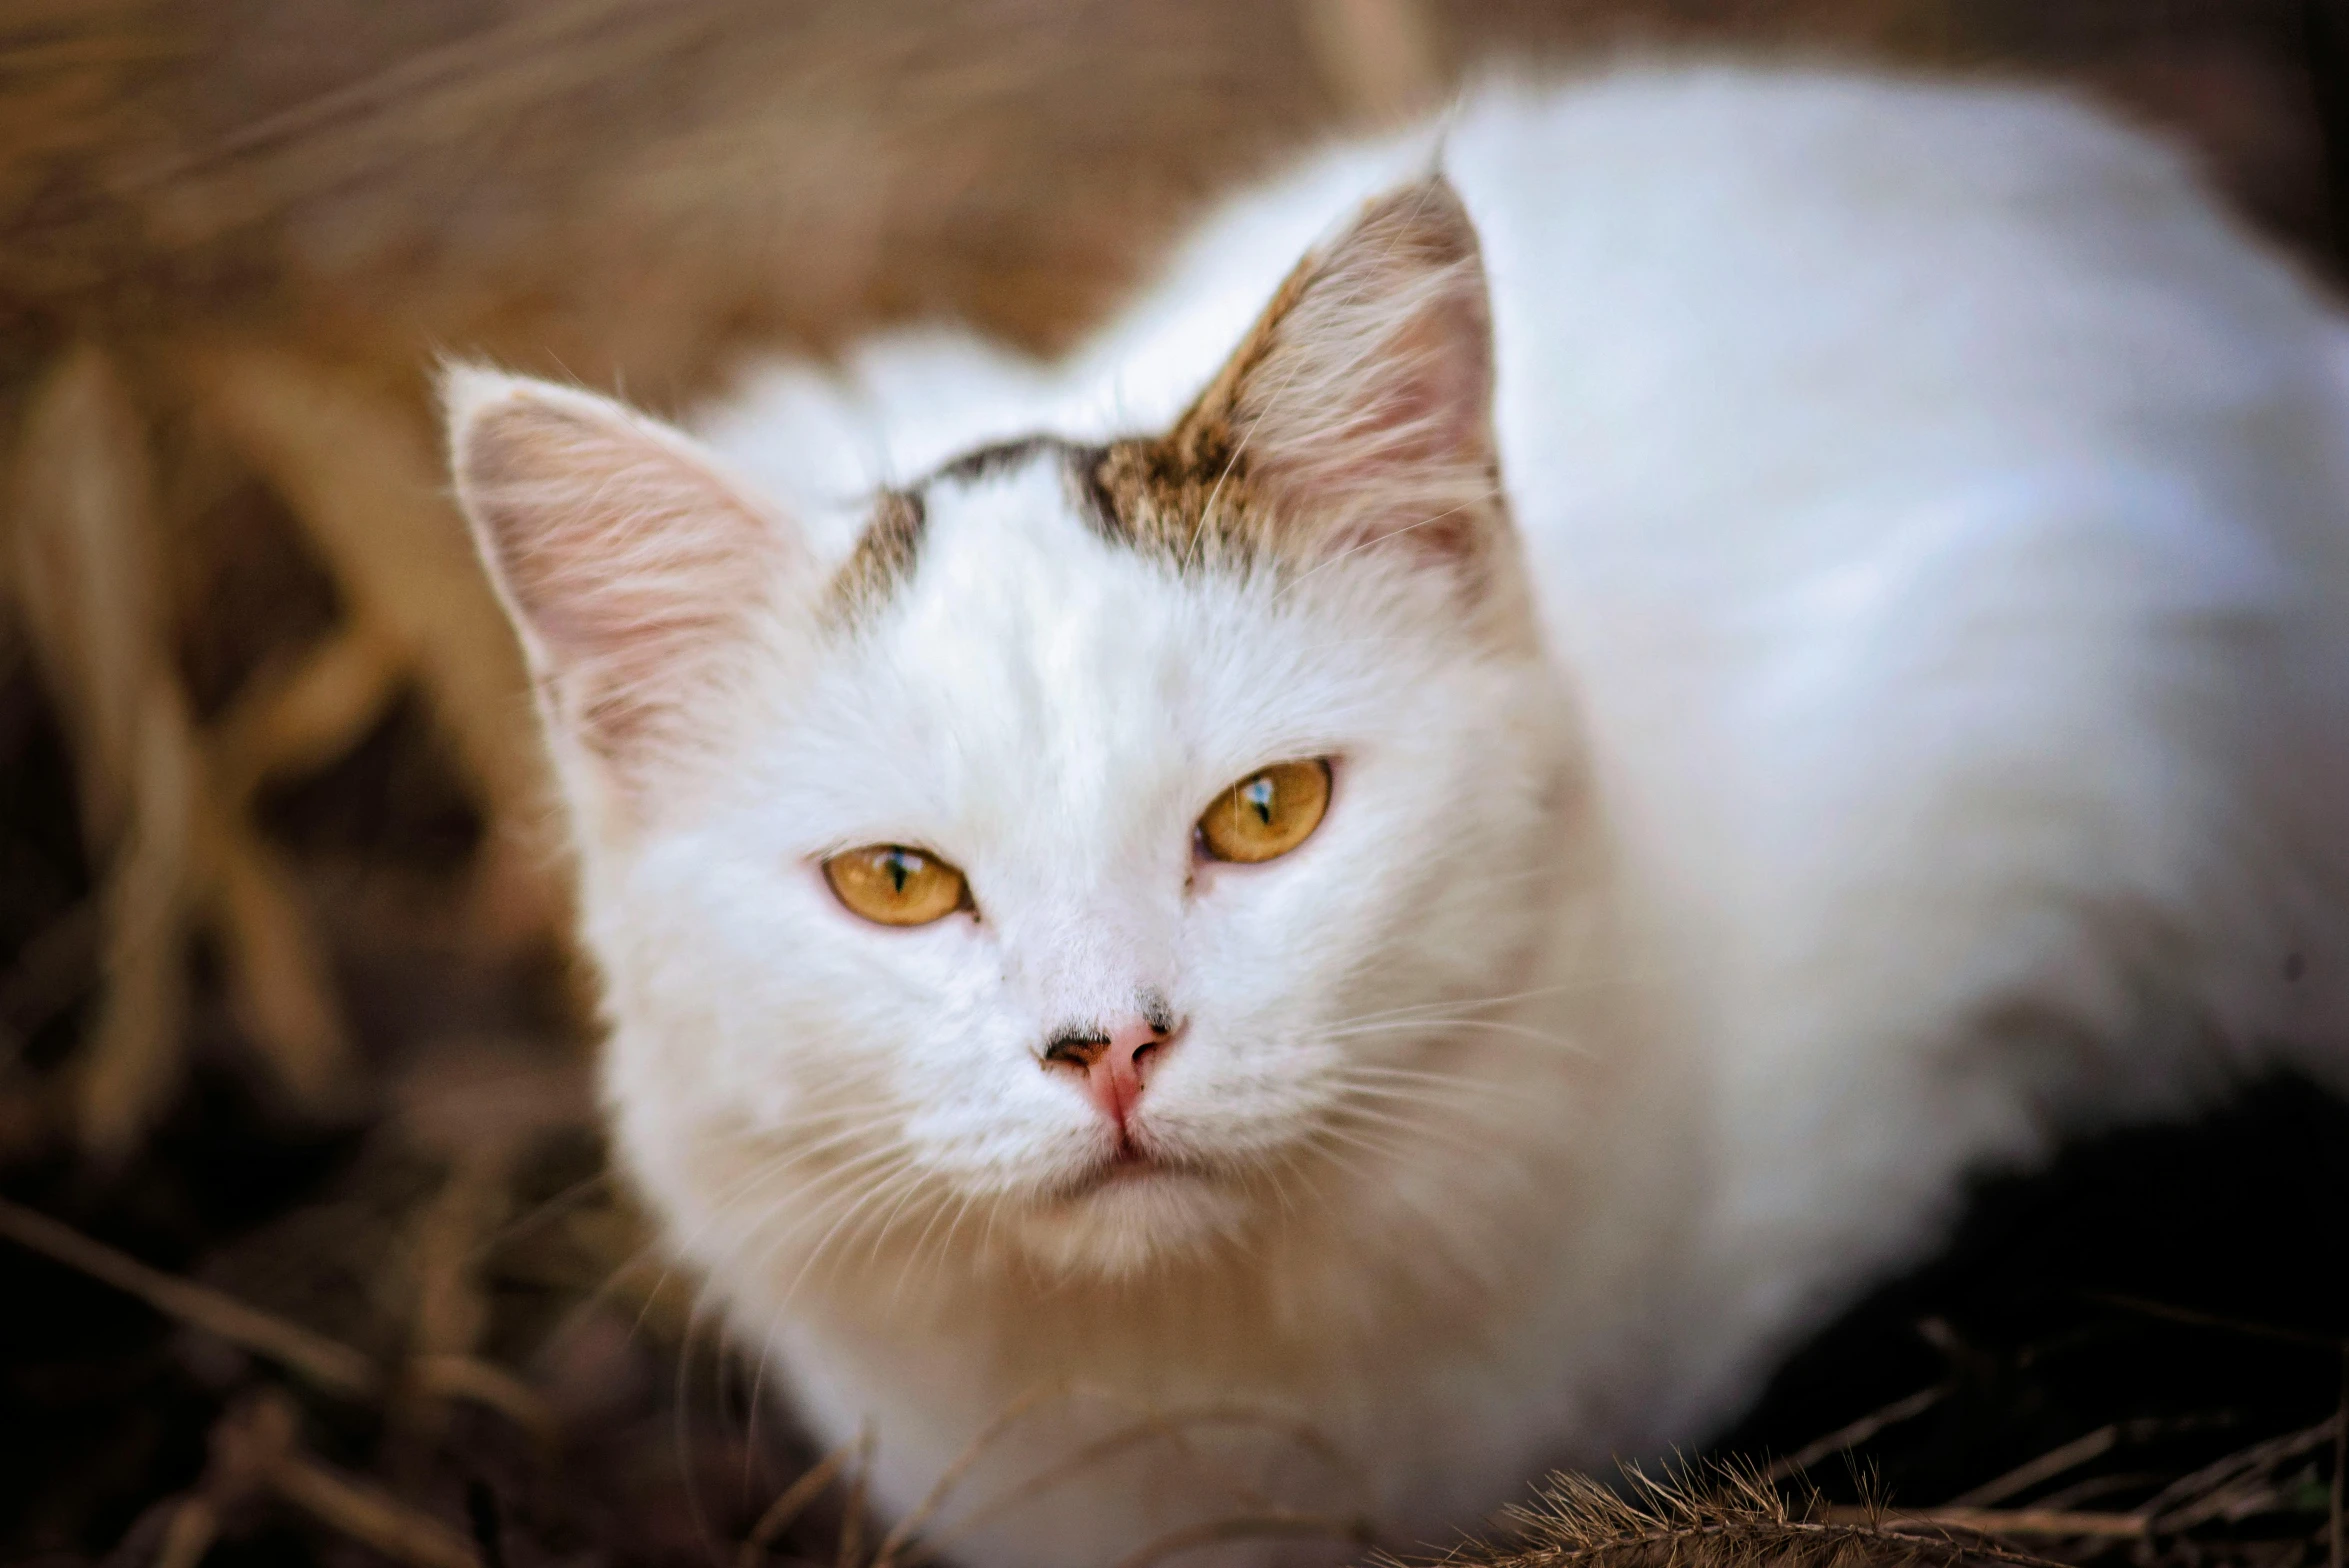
left=445, top=62, right=2349, bottom=1568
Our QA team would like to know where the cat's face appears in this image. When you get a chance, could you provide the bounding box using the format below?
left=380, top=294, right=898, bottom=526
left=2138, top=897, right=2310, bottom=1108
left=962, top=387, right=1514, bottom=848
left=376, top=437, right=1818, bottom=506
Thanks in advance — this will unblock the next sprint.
left=449, top=178, right=1573, bottom=1280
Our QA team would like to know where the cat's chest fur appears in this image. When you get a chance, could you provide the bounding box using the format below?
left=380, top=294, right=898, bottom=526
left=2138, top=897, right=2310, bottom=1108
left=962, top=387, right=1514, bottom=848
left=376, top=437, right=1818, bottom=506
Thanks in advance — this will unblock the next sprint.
left=452, top=61, right=2349, bottom=1568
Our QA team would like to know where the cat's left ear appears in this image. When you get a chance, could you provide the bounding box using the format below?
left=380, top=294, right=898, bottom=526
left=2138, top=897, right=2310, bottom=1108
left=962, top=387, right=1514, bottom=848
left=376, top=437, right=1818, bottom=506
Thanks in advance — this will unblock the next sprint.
left=443, top=369, right=795, bottom=771
left=1170, top=174, right=1500, bottom=563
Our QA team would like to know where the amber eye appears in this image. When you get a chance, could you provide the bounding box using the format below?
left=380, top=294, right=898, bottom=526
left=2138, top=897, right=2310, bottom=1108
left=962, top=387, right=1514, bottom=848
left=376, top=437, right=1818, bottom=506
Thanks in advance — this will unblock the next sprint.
left=823, top=845, right=970, bottom=926
left=1197, top=759, right=1332, bottom=864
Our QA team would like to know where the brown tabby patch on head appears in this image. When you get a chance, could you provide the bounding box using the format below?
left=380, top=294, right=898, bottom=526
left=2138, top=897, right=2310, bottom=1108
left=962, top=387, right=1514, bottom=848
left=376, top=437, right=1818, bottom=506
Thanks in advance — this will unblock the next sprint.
left=1078, top=240, right=1327, bottom=575
left=831, top=437, right=1119, bottom=621
left=826, top=487, right=926, bottom=622
left=1081, top=436, right=1263, bottom=573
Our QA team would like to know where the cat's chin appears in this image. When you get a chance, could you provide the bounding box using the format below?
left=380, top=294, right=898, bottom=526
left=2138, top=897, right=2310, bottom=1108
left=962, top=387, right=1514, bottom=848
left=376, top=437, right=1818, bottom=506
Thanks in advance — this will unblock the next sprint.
left=1004, top=1159, right=1251, bottom=1278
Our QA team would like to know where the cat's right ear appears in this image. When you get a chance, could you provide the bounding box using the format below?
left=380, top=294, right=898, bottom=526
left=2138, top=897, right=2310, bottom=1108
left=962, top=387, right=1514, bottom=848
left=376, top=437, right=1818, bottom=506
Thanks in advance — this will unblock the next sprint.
left=443, top=367, right=792, bottom=770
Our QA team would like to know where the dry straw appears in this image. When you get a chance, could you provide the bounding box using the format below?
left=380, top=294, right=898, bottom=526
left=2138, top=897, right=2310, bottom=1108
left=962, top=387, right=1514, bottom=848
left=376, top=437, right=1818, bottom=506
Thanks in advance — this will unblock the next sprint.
left=3, top=5, right=2341, bottom=1567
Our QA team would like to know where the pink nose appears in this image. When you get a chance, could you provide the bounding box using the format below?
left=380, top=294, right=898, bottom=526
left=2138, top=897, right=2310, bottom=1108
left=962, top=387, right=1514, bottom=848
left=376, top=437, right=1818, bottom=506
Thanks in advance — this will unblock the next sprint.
left=1042, top=1014, right=1177, bottom=1133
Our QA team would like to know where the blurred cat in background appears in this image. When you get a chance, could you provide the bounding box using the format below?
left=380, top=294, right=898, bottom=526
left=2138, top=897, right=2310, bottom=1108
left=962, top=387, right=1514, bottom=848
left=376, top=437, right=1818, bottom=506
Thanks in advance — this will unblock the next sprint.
left=445, top=62, right=2349, bottom=1568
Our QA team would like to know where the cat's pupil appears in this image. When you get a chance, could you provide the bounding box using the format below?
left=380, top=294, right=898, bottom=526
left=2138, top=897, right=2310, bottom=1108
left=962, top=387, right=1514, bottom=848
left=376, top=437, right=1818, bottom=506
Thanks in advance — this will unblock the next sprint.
left=886, top=851, right=912, bottom=893
left=1243, top=776, right=1276, bottom=825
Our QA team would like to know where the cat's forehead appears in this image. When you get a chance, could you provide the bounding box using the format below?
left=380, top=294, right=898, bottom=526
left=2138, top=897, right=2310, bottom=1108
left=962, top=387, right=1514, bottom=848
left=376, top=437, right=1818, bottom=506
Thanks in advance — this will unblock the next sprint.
left=859, top=443, right=1234, bottom=709
left=830, top=434, right=1112, bottom=621
left=784, top=445, right=1355, bottom=823
left=826, top=424, right=1269, bottom=627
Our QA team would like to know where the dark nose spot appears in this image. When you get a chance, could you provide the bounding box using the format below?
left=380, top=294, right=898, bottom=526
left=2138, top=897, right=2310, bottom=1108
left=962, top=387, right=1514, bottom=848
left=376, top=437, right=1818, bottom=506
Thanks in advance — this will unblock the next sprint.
left=1141, top=990, right=1176, bottom=1036
left=1043, top=1028, right=1112, bottom=1071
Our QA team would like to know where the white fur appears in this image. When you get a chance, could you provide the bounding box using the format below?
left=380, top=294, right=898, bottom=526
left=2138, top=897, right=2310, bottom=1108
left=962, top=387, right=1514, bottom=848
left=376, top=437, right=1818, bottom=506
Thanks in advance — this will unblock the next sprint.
left=457, top=63, right=2349, bottom=1568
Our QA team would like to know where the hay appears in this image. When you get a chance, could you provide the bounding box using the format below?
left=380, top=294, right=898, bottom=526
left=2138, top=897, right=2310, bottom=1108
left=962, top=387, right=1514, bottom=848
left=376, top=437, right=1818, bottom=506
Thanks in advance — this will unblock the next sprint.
left=3, top=3, right=2347, bottom=1566
left=6, top=345, right=348, bottom=1154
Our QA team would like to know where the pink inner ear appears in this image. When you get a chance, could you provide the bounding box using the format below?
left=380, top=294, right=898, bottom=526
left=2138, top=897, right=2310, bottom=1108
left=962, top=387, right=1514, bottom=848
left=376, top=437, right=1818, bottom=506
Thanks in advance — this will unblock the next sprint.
left=521, top=552, right=749, bottom=749
left=1218, top=179, right=1500, bottom=558
left=455, top=390, right=779, bottom=756
left=1312, top=286, right=1493, bottom=480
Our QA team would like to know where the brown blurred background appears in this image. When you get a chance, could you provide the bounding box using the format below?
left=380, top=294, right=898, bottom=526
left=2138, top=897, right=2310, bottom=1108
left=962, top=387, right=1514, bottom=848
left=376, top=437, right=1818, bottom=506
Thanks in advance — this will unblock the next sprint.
left=3, top=4, right=2348, bottom=1567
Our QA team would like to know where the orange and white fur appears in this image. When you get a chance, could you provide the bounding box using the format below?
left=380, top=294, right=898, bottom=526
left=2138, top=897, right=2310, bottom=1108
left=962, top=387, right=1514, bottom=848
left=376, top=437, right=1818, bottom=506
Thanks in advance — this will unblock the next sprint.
left=446, top=63, right=2349, bottom=1568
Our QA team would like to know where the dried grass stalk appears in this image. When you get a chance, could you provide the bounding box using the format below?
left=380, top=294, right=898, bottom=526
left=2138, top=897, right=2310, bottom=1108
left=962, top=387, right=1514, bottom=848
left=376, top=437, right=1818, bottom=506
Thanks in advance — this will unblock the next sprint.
left=195, top=796, right=347, bottom=1106
left=150, top=1496, right=223, bottom=1568
left=0, top=1189, right=561, bottom=1445
left=80, top=683, right=194, bottom=1153
left=207, top=617, right=403, bottom=801
left=0, top=1192, right=381, bottom=1396
left=145, top=0, right=717, bottom=247
left=4, top=345, right=357, bottom=1140
left=1763, top=1385, right=1951, bottom=1484
left=270, top=1445, right=485, bottom=1568
left=6, top=345, right=356, bottom=1147
left=9, top=344, right=165, bottom=843
left=1434, top=1467, right=2057, bottom=1568
left=410, top=1158, right=505, bottom=1360
left=1838, top=1506, right=2147, bottom=1541
left=1301, top=0, right=1449, bottom=126
left=216, top=1392, right=486, bottom=1568
left=741, top=1434, right=861, bottom=1568
left=9, top=346, right=196, bottom=1152
left=186, top=343, right=562, bottom=942
left=408, top=1353, right=557, bottom=1446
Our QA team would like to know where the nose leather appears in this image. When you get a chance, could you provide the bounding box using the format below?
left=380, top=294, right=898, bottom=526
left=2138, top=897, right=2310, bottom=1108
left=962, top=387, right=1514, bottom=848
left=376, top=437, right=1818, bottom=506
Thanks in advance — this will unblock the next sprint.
left=1042, top=1013, right=1175, bottom=1133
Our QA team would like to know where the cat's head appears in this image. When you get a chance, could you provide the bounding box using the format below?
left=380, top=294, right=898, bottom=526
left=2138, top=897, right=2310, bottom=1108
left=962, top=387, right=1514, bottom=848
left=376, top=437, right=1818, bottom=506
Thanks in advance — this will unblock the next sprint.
left=447, top=178, right=1575, bottom=1283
